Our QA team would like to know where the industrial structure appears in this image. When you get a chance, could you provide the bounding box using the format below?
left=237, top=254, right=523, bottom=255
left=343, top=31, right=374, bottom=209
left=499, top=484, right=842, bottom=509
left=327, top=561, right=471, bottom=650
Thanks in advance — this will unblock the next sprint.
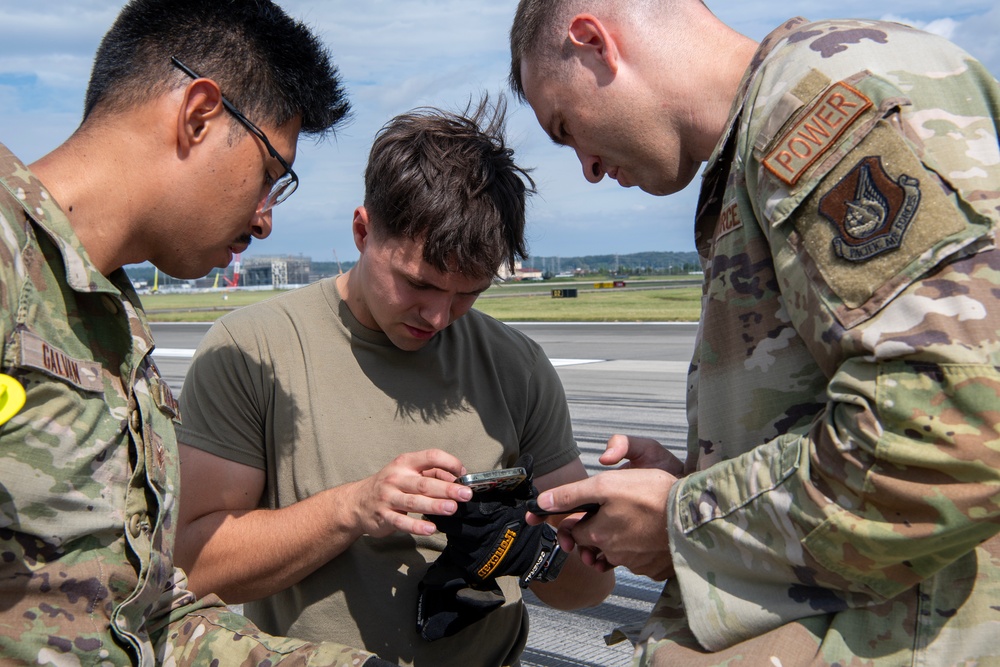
left=240, top=255, right=312, bottom=288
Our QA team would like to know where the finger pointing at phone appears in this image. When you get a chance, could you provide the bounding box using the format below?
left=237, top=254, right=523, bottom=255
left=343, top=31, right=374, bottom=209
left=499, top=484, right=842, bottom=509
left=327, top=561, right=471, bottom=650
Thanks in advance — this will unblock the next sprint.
left=526, top=435, right=683, bottom=581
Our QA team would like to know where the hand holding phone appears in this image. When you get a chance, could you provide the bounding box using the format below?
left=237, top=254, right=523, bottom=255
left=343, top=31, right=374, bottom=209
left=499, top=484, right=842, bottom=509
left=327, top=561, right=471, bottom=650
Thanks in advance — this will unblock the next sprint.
left=432, top=459, right=568, bottom=587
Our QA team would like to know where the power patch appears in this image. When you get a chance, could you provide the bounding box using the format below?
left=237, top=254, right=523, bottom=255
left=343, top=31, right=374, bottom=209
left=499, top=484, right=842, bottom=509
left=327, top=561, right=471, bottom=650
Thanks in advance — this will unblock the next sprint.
left=764, top=81, right=872, bottom=186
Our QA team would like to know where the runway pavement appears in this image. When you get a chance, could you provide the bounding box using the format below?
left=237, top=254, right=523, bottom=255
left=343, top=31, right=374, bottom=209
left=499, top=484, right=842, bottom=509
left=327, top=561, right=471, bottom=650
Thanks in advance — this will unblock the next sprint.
left=151, top=320, right=697, bottom=667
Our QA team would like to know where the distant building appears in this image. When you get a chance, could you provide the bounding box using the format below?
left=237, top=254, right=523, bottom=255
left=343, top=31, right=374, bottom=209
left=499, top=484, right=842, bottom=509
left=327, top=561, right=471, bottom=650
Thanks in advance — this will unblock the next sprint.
left=241, top=255, right=312, bottom=288
left=497, top=262, right=542, bottom=282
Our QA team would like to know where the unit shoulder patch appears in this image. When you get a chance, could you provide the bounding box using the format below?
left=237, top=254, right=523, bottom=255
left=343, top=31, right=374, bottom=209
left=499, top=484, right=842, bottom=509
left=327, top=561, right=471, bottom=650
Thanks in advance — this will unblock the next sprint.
left=818, top=156, right=921, bottom=262
left=793, top=121, right=967, bottom=311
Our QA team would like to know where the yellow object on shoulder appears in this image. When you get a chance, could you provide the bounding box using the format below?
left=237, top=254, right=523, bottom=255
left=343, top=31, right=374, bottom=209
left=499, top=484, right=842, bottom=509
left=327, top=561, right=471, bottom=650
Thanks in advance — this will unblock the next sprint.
left=0, top=373, right=26, bottom=425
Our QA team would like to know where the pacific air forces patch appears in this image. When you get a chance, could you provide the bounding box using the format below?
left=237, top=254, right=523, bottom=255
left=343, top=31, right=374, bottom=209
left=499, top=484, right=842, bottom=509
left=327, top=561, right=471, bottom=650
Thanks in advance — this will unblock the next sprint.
left=818, top=156, right=920, bottom=262
left=793, top=121, right=967, bottom=312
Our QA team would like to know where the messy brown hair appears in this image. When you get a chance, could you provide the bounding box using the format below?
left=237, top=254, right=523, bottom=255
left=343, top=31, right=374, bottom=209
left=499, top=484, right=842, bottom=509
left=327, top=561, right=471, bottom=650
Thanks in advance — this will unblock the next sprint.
left=364, top=95, right=533, bottom=280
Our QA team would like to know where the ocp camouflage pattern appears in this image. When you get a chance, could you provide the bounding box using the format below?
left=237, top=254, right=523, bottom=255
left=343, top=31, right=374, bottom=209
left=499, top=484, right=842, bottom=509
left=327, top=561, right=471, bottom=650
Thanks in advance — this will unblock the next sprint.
left=635, top=18, right=1000, bottom=666
left=0, top=142, right=376, bottom=666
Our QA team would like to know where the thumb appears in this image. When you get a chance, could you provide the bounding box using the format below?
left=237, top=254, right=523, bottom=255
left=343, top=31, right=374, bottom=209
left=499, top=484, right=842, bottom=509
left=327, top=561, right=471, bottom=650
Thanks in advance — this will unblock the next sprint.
left=599, top=434, right=631, bottom=466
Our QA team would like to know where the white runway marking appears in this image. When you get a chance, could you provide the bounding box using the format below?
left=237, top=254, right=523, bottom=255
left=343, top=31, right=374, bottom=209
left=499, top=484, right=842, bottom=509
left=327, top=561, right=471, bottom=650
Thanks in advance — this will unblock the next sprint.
left=152, top=349, right=688, bottom=375
left=153, top=348, right=607, bottom=366
left=549, top=358, right=605, bottom=367
left=153, top=348, right=196, bottom=358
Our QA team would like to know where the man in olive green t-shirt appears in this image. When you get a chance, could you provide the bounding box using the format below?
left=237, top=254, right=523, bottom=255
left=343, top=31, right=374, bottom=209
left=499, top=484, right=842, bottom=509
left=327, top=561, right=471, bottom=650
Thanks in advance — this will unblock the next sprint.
left=174, top=98, right=615, bottom=667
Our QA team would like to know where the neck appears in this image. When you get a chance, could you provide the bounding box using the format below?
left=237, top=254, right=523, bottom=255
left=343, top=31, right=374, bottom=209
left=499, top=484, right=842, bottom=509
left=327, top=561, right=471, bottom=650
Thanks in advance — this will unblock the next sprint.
left=29, top=122, right=151, bottom=277
left=336, top=267, right=377, bottom=331
left=650, top=3, right=758, bottom=162
left=699, top=36, right=758, bottom=156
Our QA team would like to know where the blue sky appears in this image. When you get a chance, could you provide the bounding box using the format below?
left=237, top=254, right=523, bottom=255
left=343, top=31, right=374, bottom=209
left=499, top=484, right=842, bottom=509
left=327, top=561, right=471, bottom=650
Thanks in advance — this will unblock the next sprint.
left=1, top=1, right=997, bottom=266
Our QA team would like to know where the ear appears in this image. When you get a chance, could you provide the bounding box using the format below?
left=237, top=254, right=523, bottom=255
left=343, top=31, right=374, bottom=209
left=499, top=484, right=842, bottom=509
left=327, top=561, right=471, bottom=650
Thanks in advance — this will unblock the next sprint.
left=352, top=206, right=371, bottom=253
left=568, top=14, right=620, bottom=75
left=174, top=78, right=227, bottom=156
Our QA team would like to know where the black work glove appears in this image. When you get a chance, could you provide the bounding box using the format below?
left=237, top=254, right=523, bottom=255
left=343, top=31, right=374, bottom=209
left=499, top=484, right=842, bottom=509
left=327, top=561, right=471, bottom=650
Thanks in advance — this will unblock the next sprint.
left=429, top=454, right=565, bottom=588
left=416, top=559, right=506, bottom=641
left=416, top=455, right=567, bottom=641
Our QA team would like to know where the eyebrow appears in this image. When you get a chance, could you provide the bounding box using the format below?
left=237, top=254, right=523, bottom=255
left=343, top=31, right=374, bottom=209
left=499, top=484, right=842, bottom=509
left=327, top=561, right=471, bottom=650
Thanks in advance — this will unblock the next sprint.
left=465, top=284, right=491, bottom=296
left=408, top=274, right=491, bottom=296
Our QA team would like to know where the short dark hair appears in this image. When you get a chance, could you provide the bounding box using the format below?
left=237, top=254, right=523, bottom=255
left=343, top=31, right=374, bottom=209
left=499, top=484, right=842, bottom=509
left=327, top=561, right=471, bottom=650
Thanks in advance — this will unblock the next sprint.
left=364, top=95, right=533, bottom=281
left=84, top=0, right=350, bottom=137
left=510, top=0, right=651, bottom=101
left=509, top=0, right=569, bottom=101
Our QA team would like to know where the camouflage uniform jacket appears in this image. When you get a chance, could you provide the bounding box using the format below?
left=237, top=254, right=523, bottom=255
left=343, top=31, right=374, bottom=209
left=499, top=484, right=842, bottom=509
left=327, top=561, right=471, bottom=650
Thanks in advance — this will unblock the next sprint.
left=641, top=18, right=1000, bottom=665
left=0, top=141, right=196, bottom=663
left=0, top=144, right=382, bottom=667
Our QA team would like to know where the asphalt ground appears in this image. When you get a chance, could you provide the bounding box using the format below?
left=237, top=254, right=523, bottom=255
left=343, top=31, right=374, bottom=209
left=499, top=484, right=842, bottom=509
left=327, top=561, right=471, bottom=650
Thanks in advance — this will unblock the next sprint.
left=151, top=321, right=696, bottom=667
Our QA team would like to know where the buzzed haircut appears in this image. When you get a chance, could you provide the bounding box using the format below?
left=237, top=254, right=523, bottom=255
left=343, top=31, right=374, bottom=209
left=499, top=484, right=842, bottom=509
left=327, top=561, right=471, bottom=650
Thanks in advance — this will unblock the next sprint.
left=364, top=95, right=534, bottom=281
left=509, top=0, right=573, bottom=101
left=84, top=0, right=350, bottom=137
left=509, top=0, right=659, bottom=100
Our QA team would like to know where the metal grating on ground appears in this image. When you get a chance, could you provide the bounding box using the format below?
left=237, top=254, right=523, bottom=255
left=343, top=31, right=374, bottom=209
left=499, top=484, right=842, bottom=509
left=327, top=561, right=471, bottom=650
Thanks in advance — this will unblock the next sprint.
left=521, top=569, right=663, bottom=667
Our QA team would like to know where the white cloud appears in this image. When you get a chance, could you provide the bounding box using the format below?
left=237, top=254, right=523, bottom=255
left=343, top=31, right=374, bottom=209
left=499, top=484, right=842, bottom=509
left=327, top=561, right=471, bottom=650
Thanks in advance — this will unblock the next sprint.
left=880, top=14, right=958, bottom=39
left=1, top=1, right=997, bottom=262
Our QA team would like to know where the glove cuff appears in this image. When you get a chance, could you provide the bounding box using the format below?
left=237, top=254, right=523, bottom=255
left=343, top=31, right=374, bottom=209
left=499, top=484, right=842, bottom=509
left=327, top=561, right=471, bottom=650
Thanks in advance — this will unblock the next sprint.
left=518, top=523, right=568, bottom=587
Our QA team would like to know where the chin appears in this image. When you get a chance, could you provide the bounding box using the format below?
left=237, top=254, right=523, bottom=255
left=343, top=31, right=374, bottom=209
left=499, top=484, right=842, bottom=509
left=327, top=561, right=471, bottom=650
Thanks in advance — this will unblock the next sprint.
left=644, top=172, right=699, bottom=196
left=397, top=338, right=431, bottom=352
left=640, top=183, right=673, bottom=196
left=179, top=268, right=212, bottom=280
left=157, top=263, right=214, bottom=281
left=390, top=330, right=434, bottom=352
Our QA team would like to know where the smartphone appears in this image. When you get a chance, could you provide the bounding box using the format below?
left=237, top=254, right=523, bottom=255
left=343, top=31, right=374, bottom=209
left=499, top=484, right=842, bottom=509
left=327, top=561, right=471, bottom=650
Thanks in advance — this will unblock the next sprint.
left=457, top=466, right=527, bottom=493
left=525, top=499, right=600, bottom=517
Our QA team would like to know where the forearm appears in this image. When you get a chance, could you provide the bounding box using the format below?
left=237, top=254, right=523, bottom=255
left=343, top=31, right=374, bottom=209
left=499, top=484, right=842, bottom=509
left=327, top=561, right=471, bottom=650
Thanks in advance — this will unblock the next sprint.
left=178, top=482, right=365, bottom=604
left=529, top=549, right=615, bottom=610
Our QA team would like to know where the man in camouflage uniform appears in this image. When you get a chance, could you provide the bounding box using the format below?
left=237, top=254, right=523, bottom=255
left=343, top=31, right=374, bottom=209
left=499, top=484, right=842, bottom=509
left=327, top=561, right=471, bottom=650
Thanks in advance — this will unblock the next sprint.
left=0, top=1, right=392, bottom=665
left=510, top=1, right=1000, bottom=664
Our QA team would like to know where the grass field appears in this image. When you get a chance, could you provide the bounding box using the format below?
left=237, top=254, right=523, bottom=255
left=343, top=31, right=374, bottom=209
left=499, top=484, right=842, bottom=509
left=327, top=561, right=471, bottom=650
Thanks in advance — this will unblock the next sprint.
left=475, top=287, right=701, bottom=321
left=141, top=282, right=702, bottom=323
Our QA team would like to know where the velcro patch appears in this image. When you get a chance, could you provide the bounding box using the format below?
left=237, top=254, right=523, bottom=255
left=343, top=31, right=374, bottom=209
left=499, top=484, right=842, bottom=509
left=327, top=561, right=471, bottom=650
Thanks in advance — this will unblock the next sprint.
left=18, top=330, right=103, bottom=393
left=764, top=81, right=872, bottom=186
left=794, top=122, right=967, bottom=310
left=150, top=375, right=179, bottom=419
left=716, top=200, right=743, bottom=242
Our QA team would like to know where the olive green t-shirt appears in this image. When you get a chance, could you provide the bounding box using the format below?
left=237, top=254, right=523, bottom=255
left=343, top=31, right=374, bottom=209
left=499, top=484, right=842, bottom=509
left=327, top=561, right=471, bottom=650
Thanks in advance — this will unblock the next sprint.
left=176, top=277, right=579, bottom=666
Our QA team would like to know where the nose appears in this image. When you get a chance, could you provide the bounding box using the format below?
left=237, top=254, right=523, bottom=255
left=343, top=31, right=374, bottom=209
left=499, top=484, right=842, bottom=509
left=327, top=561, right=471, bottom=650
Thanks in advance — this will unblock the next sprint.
left=578, top=151, right=605, bottom=184
left=420, top=295, right=453, bottom=331
left=252, top=208, right=273, bottom=240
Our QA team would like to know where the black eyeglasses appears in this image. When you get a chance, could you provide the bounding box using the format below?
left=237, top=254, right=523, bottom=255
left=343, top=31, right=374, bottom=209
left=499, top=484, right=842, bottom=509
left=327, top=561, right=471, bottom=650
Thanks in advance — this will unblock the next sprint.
left=170, top=56, right=298, bottom=212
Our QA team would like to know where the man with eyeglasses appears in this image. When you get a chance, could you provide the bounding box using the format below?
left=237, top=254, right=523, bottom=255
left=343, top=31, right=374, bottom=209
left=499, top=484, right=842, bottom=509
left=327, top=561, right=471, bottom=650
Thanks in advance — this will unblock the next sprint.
left=170, top=56, right=300, bottom=214
left=0, top=1, right=394, bottom=665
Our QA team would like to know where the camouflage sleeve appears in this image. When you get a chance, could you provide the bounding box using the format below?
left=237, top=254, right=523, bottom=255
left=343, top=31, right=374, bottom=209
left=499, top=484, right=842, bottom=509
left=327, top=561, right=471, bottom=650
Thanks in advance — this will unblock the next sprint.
left=668, top=27, right=1000, bottom=650
left=152, top=582, right=380, bottom=666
